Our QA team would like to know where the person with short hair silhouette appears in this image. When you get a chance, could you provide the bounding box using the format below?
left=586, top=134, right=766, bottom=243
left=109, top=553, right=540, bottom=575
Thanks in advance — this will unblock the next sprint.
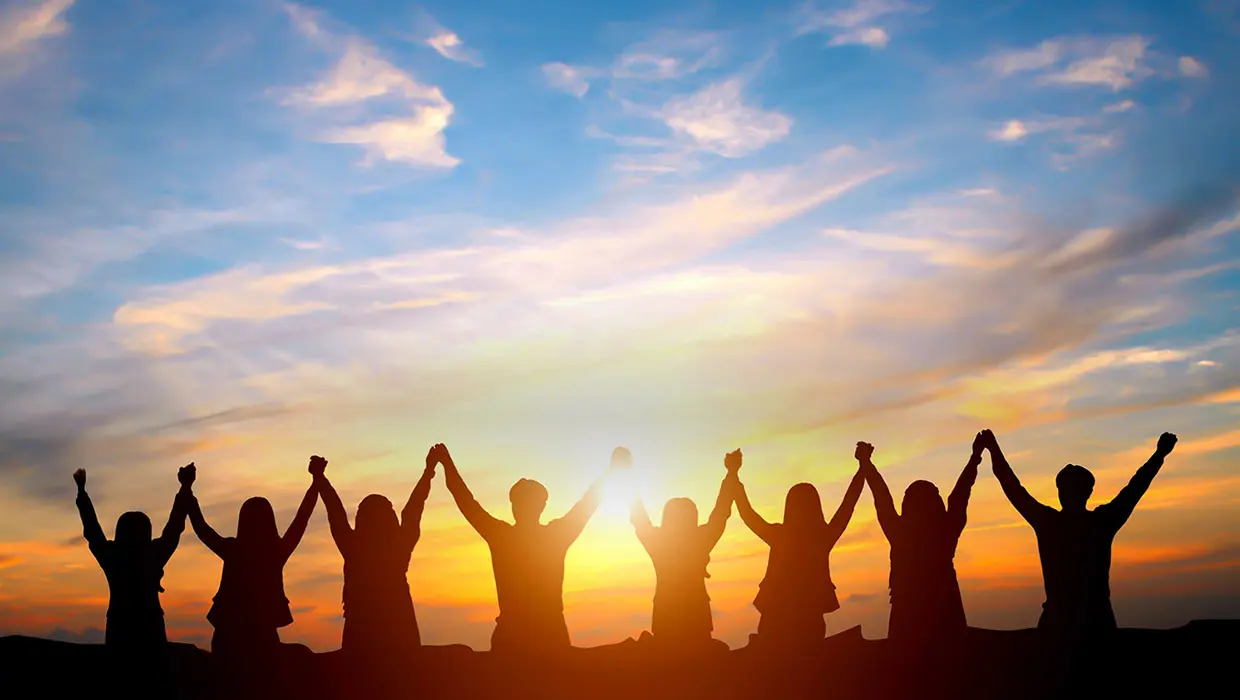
left=985, top=429, right=1178, bottom=641
left=856, top=435, right=983, bottom=646
left=440, top=443, right=619, bottom=653
left=629, top=449, right=740, bottom=648
left=184, top=458, right=320, bottom=659
left=310, top=451, right=435, bottom=659
left=731, top=450, right=867, bottom=647
left=73, top=464, right=194, bottom=649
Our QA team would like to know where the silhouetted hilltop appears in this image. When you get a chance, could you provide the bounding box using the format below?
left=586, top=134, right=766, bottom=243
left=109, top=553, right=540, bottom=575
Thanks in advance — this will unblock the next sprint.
left=3, top=620, right=1234, bottom=699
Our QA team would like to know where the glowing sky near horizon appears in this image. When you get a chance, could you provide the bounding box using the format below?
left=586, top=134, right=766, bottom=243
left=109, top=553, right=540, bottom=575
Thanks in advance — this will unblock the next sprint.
left=1, top=0, right=1239, bottom=651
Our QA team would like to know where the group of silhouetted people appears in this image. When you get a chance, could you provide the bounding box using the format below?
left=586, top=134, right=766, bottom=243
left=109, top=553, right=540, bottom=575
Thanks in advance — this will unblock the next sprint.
left=73, top=429, right=1179, bottom=662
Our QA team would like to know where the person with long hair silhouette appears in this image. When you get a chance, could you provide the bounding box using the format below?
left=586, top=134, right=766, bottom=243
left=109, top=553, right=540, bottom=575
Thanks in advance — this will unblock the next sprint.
left=856, top=435, right=983, bottom=646
left=731, top=450, right=866, bottom=647
left=440, top=443, right=619, bottom=654
left=984, top=429, right=1178, bottom=641
left=185, top=459, right=319, bottom=659
left=73, top=463, right=194, bottom=649
left=629, top=449, right=739, bottom=648
left=310, top=451, right=435, bottom=659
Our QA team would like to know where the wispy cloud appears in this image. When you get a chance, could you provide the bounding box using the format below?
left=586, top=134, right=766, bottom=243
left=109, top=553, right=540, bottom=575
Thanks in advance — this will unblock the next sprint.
left=281, top=4, right=458, bottom=169
left=542, top=62, right=597, bottom=98
left=797, top=0, right=926, bottom=49
left=660, top=79, right=792, bottom=157
left=425, top=27, right=483, bottom=67
left=1178, top=55, right=1208, bottom=78
left=983, top=36, right=1156, bottom=90
left=0, top=0, right=73, bottom=55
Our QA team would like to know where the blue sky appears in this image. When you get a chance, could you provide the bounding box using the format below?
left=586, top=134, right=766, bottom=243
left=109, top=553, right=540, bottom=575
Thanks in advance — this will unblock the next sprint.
left=1, top=0, right=1238, bottom=650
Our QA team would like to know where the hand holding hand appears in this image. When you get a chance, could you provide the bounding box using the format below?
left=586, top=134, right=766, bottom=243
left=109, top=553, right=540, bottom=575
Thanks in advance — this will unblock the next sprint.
left=73, top=469, right=86, bottom=490
left=724, top=449, right=742, bottom=476
left=610, top=447, right=632, bottom=472
left=971, top=431, right=987, bottom=458
left=977, top=429, right=997, bottom=452
left=1156, top=432, right=1178, bottom=456
left=854, top=442, right=874, bottom=464
left=434, top=443, right=455, bottom=470
left=308, top=455, right=328, bottom=477
left=178, top=463, right=196, bottom=487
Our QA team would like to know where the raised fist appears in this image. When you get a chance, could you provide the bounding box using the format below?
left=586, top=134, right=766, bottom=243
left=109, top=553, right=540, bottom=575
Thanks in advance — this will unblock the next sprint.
left=611, top=447, right=632, bottom=471
left=73, top=469, right=86, bottom=489
left=1156, top=432, right=1178, bottom=455
left=308, top=455, right=328, bottom=476
left=855, top=442, right=874, bottom=463
left=724, top=449, right=742, bottom=475
left=178, top=463, right=196, bottom=487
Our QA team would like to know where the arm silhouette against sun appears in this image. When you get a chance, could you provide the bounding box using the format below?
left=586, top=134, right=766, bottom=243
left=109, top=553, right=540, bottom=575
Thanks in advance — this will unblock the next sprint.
left=856, top=443, right=898, bottom=542
left=731, top=455, right=777, bottom=545
left=984, top=430, right=1053, bottom=524
left=310, top=456, right=354, bottom=558
left=947, top=433, right=985, bottom=534
left=1098, top=432, right=1177, bottom=530
left=402, top=448, right=438, bottom=548
left=439, top=443, right=505, bottom=541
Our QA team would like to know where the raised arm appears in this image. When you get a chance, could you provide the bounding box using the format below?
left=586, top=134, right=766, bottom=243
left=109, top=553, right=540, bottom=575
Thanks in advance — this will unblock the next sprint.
left=701, top=450, right=742, bottom=548
left=732, top=474, right=777, bottom=545
left=855, top=443, right=898, bottom=542
left=825, top=463, right=867, bottom=546
left=1099, top=433, right=1177, bottom=529
left=309, top=456, right=352, bottom=557
left=280, top=464, right=320, bottom=562
left=187, top=491, right=228, bottom=559
left=154, top=464, right=196, bottom=564
left=630, top=495, right=656, bottom=550
left=437, top=444, right=505, bottom=541
left=947, top=434, right=984, bottom=533
left=554, top=461, right=611, bottom=544
left=983, top=430, right=1051, bottom=525
left=400, top=449, right=438, bottom=547
left=73, top=470, right=109, bottom=563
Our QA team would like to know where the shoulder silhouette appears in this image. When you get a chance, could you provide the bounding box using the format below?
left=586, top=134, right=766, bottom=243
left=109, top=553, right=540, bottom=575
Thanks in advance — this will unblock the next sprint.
left=440, top=443, right=617, bottom=654
left=731, top=448, right=867, bottom=648
left=986, top=429, right=1178, bottom=642
left=72, top=464, right=193, bottom=650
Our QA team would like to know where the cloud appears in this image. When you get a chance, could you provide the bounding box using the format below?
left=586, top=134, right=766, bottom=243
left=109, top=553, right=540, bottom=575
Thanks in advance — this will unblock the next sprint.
left=798, top=0, right=925, bottom=49
left=0, top=0, right=73, bottom=55
left=1104, top=99, right=1136, bottom=114
left=282, top=10, right=458, bottom=169
left=983, top=36, right=1155, bottom=91
left=660, top=80, right=792, bottom=157
left=542, top=62, right=595, bottom=98
left=425, top=28, right=483, bottom=67
left=1178, top=56, right=1208, bottom=78
left=322, top=104, right=459, bottom=168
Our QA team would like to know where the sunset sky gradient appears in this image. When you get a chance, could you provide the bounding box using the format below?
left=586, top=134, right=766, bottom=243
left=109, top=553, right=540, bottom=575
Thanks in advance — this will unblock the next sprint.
left=1, top=0, right=1238, bottom=650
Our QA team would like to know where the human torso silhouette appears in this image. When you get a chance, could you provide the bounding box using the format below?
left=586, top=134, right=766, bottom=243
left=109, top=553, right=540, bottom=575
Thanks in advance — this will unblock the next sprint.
left=484, top=519, right=576, bottom=646
left=641, top=526, right=717, bottom=640
left=885, top=516, right=967, bottom=640
left=208, top=538, right=295, bottom=631
left=755, top=524, right=839, bottom=616
left=1026, top=505, right=1123, bottom=629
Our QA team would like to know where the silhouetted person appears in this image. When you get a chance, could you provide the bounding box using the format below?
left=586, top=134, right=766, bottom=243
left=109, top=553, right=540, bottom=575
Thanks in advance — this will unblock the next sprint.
left=312, top=451, right=435, bottom=659
left=441, top=443, right=619, bottom=654
left=73, top=464, right=194, bottom=649
left=857, top=436, right=982, bottom=647
left=185, top=458, right=319, bottom=660
left=985, top=429, right=1178, bottom=642
left=629, top=449, right=739, bottom=648
left=732, top=451, right=866, bottom=647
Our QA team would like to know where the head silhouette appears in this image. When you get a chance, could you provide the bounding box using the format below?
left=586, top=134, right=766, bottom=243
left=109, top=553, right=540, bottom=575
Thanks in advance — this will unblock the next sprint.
left=661, top=498, right=699, bottom=534
left=901, top=480, right=947, bottom=527
left=784, top=483, right=826, bottom=532
left=1056, top=464, right=1095, bottom=511
left=114, top=511, right=153, bottom=547
left=355, top=494, right=399, bottom=542
left=510, top=478, right=548, bottom=526
left=237, top=497, right=280, bottom=546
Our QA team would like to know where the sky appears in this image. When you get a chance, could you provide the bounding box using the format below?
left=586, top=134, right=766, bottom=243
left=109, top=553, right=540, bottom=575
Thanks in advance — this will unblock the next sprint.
left=0, top=0, right=1238, bottom=651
